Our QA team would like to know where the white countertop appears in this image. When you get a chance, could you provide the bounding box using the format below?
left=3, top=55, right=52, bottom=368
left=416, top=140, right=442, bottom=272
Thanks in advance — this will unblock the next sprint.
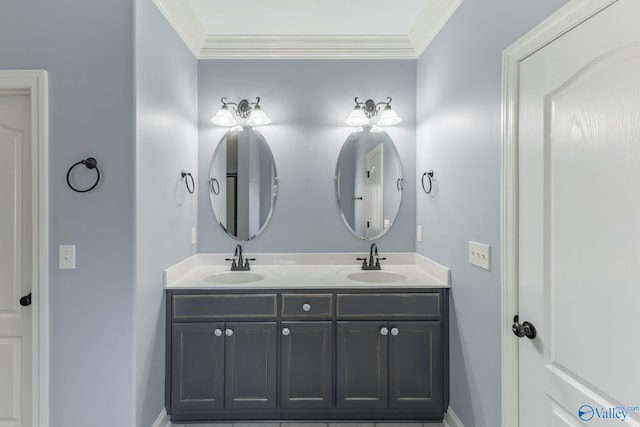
left=164, top=253, right=450, bottom=290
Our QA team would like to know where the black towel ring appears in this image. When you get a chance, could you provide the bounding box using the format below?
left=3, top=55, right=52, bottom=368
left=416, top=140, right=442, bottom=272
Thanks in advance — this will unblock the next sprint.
left=421, top=170, right=434, bottom=194
left=182, top=171, right=195, bottom=194
left=209, top=178, right=220, bottom=195
left=66, top=157, right=100, bottom=193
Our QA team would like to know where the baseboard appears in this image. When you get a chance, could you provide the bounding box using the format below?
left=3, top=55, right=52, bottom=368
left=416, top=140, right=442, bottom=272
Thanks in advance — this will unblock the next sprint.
left=154, top=406, right=460, bottom=427
left=152, top=409, right=171, bottom=427
left=443, top=406, right=464, bottom=427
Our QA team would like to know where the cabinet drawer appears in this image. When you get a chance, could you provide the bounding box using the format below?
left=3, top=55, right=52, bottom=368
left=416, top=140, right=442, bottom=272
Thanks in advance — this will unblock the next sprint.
left=173, top=294, right=277, bottom=320
left=281, top=293, right=333, bottom=318
left=336, top=292, right=440, bottom=319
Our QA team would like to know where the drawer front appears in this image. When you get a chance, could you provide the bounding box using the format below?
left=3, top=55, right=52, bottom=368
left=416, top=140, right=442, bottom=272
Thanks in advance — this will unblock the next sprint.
left=336, top=292, right=440, bottom=319
left=281, top=293, right=333, bottom=318
left=173, top=294, right=277, bottom=320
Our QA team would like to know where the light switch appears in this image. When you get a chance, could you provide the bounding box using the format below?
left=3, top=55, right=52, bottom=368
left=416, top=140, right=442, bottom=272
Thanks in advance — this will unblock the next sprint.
left=469, top=241, right=490, bottom=270
left=59, top=245, right=76, bottom=269
left=191, top=227, right=197, bottom=245
left=417, top=225, right=423, bottom=242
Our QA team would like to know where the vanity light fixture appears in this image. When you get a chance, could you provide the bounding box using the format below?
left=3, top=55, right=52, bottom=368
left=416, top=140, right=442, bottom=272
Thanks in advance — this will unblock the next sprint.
left=345, top=97, right=402, bottom=127
left=211, top=97, right=271, bottom=127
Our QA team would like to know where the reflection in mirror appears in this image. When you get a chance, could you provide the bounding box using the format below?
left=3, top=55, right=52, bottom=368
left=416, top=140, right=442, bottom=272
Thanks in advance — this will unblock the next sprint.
left=335, top=127, right=403, bottom=240
left=209, top=127, right=277, bottom=241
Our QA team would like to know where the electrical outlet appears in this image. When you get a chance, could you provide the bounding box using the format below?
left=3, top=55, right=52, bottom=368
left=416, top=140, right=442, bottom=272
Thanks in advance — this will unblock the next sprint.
left=469, top=241, right=490, bottom=270
left=417, top=225, right=423, bottom=242
left=191, top=227, right=197, bottom=245
left=59, top=245, right=76, bottom=269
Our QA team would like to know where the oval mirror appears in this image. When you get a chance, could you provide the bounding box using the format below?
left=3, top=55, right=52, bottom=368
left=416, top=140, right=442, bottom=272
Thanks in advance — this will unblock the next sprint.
left=335, top=127, right=403, bottom=240
left=209, top=127, right=277, bottom=241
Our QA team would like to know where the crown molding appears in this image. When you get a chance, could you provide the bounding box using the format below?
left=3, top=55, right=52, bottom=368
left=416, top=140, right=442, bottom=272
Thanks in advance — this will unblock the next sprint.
left=153, top=0, right=463, bottom=59
left=410, top=0, right=464, bottom=57
left=151, top=0, right=206, bottom=57
left=199, top=35, right=416, bottom=59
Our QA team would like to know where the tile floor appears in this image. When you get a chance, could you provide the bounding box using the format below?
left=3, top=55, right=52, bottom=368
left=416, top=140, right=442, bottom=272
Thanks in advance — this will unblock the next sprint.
left=172, top=423, right=444, bottom=427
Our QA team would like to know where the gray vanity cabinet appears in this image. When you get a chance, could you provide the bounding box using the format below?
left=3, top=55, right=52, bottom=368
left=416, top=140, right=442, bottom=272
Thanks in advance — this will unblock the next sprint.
left=224, top=322, right=277, bottom=409
left=170, top=322, right=225, bottom=413
left=166, top=288, right=449, bottom=422
left=167, top=292, right=278, bottom=421
left=388, top=321, right=441, bottom=410
left=280, top=321, right=333, bottom=408
left=336, top=321, right=389, bottom=408
left=280, top=292, right=334, bottom=409
left=335, top=292, right=445, bottom=413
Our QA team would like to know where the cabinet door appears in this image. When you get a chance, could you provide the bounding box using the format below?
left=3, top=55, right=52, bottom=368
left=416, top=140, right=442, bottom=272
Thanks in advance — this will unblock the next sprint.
left=171, top=323, right=225, bottom=413
left=225, top=322, right=277, bottom=409
left=388, top=321, right=442, bottom=410
left=336, top=321, right=388, bottom=408
left=281, top=322, right=333, bottom=408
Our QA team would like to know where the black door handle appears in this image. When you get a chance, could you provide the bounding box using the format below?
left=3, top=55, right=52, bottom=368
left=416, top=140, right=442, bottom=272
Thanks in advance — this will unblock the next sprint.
left=512, top=315, right=536, bottom=339
left=19, top=293, right=31, bottom=307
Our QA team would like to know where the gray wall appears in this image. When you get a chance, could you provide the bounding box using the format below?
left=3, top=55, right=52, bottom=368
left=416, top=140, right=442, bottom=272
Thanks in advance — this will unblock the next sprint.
left=134, top=0, right=198, bottom=426
left=198, top=60, right=416, bottom=254
left=415, top=1, right=567, bottom=426
left=0, top=1, right=136, bottom=426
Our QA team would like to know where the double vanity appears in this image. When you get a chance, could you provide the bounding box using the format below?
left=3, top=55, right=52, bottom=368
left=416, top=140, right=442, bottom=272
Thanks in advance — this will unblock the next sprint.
left=166, top=110, right=449, bottom=422
left=164, top=250, right=450, bottom=422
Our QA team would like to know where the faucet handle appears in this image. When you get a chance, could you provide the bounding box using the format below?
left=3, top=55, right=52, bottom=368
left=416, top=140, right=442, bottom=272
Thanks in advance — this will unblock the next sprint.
left=375, top=256, right=387, bottom=266
left=356, top=257, right=368, bottom=267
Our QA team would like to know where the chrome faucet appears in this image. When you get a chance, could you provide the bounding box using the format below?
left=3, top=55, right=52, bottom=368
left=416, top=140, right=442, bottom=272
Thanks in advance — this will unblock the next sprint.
left=225, top=243, right=255, bottom=271
left=357, top=243, right=387, bottom=270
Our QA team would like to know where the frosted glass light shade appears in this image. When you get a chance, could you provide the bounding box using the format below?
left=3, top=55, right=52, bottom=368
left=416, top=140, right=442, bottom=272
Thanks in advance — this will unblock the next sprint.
left=377, top=106, right=402, bottom=126
left=246, top=107, right=271, bottom=126
left=346, top=107, right=370, bottom=126
left=211, top=106, right=237, bottom=126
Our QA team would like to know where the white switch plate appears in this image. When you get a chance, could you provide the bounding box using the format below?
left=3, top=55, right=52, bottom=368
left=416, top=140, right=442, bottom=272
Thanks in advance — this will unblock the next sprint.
left=469, top=241, right=490, bottom=270
left=417, top=225, right=423, bottom=242
left=191, top=227, right=197, bottom=245
left=59, top=245, right=76, bottom=269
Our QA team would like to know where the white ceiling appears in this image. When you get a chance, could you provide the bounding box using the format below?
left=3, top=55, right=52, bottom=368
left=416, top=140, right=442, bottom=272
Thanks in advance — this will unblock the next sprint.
left=152, top=0, right=463, bottom=59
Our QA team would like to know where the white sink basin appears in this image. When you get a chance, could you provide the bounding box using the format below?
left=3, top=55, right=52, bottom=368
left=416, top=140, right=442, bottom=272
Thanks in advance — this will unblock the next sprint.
left=204, top=271, right=265, bottom=284
left=347, top=270, right=408, bottom=284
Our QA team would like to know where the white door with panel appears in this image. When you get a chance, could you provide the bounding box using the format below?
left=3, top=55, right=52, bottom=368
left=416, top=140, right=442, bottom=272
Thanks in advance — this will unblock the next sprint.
left=0, top=94, right=32, bottom=427
left=518, top=0, right=640, bottom=425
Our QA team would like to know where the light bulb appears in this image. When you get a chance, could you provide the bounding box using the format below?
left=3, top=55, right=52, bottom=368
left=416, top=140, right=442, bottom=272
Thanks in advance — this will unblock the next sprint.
left=211, top=106, right=237, bottom=127
left=345, top=107, right=370, bottom=126
left=377, top=105, right=402, bottom=126
left=246, top=106, right=271, bottom=126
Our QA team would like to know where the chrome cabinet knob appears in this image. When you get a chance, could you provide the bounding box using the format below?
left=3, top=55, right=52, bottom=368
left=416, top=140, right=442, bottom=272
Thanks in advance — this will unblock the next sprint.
left=302, top=303, right=311, bottom=312
left=380, top=327, right=389, bottom=336
left=282, top=327, right=290, bottom=336
left=214, top=328, right=223, bottom=337
left=225, top=328, right=234, bottom=337
left=391, top=327, right=399, bottom=336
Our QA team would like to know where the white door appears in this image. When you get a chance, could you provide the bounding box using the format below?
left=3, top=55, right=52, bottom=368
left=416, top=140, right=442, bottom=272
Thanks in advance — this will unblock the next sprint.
left=366, top=143, right=383, bottom=239
left=518, top=0, right=640, bottom=425
left=0, top=93, right=32, bottom=427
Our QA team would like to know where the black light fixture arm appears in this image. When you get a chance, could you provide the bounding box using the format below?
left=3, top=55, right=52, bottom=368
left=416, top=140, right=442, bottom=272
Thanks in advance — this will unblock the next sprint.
left=221, top=96, right=261, bottom=119
left=354, top=97, right=394, bottom=118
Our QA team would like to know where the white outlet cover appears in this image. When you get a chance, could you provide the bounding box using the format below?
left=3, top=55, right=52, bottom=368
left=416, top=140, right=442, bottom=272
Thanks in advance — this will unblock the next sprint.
left=191, top=227, right=197, bottom=245
left=469, top=241, right=490, bottom=270
left=417, top=225, right=423, bottom=242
